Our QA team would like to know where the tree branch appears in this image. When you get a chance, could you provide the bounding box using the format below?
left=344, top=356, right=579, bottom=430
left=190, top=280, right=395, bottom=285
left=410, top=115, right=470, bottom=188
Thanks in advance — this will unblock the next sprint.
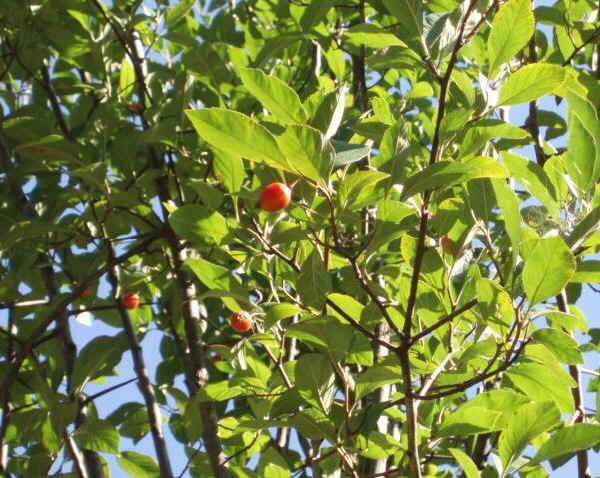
left=556, top=291, right=591, bottom=478
left=408, top=299, right=478, bottom=346
left=104, top=238, right=175, bottom=478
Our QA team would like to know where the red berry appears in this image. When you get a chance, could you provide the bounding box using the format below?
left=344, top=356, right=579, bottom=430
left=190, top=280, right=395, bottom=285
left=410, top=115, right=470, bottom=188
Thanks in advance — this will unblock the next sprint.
left=79, top=288, right=92, bottom=299
left=441, top=236, right=453, bottom=255
left=210, top=354, right=222, bottom=363
left=122, top=292, right=141, bottom=309
left=127, top=102, right=144, bottom=114
left=259, top=182, right=291, bottom=212
left=231, top=310, right=253, bottom=332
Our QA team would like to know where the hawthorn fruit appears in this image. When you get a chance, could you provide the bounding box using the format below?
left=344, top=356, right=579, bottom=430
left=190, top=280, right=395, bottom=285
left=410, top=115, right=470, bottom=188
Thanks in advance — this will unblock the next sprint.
left=259, top=182, right=291, bottom=212
left=122, top=292, right=141, bottom=309
left=231, top=310, right=253, bottom=332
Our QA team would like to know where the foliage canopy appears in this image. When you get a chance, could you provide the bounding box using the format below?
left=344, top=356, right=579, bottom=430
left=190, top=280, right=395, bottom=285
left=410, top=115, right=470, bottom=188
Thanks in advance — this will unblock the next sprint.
left=1, top=0, right=600, bottom=477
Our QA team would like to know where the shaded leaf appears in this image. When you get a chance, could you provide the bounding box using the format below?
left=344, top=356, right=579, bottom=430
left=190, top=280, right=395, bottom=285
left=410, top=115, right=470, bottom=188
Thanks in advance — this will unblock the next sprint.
left=296, top=353, right=335, bottom=414
left=169, top=205, right=228, bottom=246
left=401, top=157, right=507, bottom=199
left=73, top=420, right=120, bottom=454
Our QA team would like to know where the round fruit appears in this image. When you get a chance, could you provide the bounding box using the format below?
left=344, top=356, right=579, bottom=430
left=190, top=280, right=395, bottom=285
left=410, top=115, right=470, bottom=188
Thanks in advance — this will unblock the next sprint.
left=122, top=292, right=141, bottom=309
left=127, top=102, right=144, bottom=114
left=79, top=288, right=92, bottom=299
left=259, top=182, right=291, bottom=212
left=231, top=310, right=253, bottom=332
left=210, top=354, right=222, bottom=363
left=441, top=235, right=453, bottom=255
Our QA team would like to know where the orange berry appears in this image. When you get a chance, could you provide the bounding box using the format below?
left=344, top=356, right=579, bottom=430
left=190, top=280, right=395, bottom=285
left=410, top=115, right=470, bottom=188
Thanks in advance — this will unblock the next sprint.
left=441, top=235, right=453, bottom=255
left=231, top=310, right=253, bottom=332
left=126, top=102, right=144, bottom=114
left=259, top=182, right=291, bottom=212
left=122, top=292, right=141, bottom=309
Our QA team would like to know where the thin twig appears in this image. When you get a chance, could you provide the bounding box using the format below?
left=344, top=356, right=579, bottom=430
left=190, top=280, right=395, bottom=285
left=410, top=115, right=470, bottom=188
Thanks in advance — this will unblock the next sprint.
left=408, top=299, right=478, bottom=346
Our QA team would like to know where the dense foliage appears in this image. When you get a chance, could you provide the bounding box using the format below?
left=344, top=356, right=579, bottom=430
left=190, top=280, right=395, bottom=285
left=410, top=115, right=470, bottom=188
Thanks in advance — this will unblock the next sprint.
left=1, top=0, right=600, bottom=477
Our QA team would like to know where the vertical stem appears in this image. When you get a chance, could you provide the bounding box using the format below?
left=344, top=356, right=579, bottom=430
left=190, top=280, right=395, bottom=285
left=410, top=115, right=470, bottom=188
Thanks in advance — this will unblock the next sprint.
left=597, top=0, right=600, bottom=78
left=0, top=305, right=16, bottom=475
left=527, top=37, right=546, bottom=167
left=104, top=242, right=175, bottom=478
left=400, top=348, right=422, bottom=478
left=67, top=435, right=91, bottom=478
left=401, top=4, right=480, bottom=476
left=94, top=4, right=230, bottom=471
left=374, top=322, right=392, bottom=475
left=556, top=292, right=590, bottom=478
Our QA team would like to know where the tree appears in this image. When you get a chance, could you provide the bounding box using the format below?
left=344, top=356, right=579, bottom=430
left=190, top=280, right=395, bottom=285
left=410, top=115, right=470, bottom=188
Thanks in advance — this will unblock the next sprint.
left=1, top=0, right=600, bottom=477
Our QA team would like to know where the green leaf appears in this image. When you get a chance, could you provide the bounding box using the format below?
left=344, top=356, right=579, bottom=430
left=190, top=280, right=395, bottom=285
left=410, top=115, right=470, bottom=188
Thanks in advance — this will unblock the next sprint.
left=119, top=57, right=135, bottom=99
left=276, top=125, right=333, bottom=183
left=295, top=353, right=335, bottom=414
left=15, top=134, right=80, bottom=163
left=401, top=157, right=507, bottom=199
left=185, top=258, right=250, bottom=311
left=545, top=308, right=588, bottom=333
left=300, top=0, right=335, bottom=31
left=332, top=140, right=371, bottom=167
left=297, top=251, right=332, bottom=309
left=506, top=362, right=575, bottom=413
left=566, top=206, right=600, bottom=250
left=199, top=380, right=244, bottom=402
left=449, top=448, right=482, bottom=478
left=522, top=236, right=576, bottom=304
left=531, top=423, right=600, bottom=465
left=359, top=430, right=402, bottom=459
left=487, top=0, right=534, bottom=76
left=42, top=414, right=60, bottom=453
left=565, top=90, right=600, bottom=191
left=498, top=64, right=567, bottom=106
left=356, top=363, right=403, bottom=400
left=169, top=205, right=228, bottom=246
left=327, top=293, right=364, bottom=321
left=440, top=390, right=531, bottom=438
left=572, top=260, right=600, bottom=283
left=73, top=420, right=120, bottom=454
left=264, top=303, right=303, bottom=329
left=239, top=68, right=307, bottom=124
left=338, top=170, right=389, bottom=209
left=185, top=108, right=291, bottom=172
left=498, top=401, right=560, bottom=469
left=439, top=407, right=503, bottom=437
left=71, top=335, right=127, bottom=394
left=323, top=47, right=345, bottom=80
left=383, top=0, right=423, bottom=36
left=531, top=329, right=582, bottom=364
left=167, top=0, right=195, bottom=26
left=118, top=451, right=160, bottom=478
left=213, top=149, right=246, bottom=194
left=344, top=24, right=407, bottom=49
left=458, top=120, right=530, bottom=159
left=501, top=152, right=558, bottom=218
left=263, top=463, right=291, bottom=478
left=288, top=318, right=355, bottom=361
left=491, top=178, right=522, bottom=263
